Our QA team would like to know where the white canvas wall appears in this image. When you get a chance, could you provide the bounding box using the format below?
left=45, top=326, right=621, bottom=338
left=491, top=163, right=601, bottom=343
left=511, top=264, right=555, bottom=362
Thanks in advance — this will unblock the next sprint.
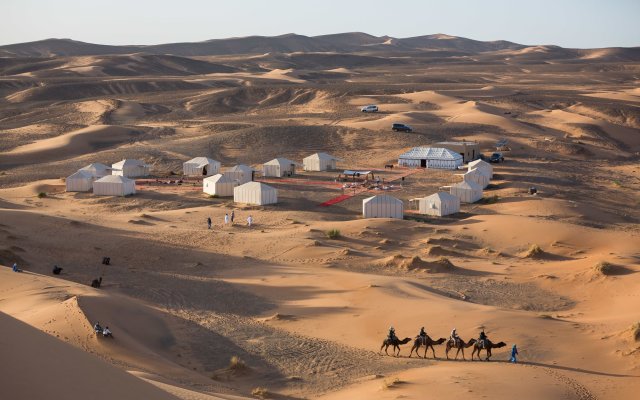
left=224, top=165, right=253, bottom=184
left=464, top=168, right=490, bottom=188
left=418, top=193, right=460, bottom=216
left=362, top=195, right=404, bottom=219
left=398, top=158, right=462, bottom=169
left=303, top=154, right=337, bottom=171
left=112, top=160, right=149, bottom=178
left=79, top=163, right=111, bottom=178
left=203, top=174, right=235, bottom=197
left=66, top=171, right=94, bottom=192
left=183, top=157, right=220, bottom=176
left=263, top=159, right=296, bottom=177
left=233, top=182, right=277, bottom=205
left=468, top=160, right=493, bottom=178
left=93, top=176, right=136, bottom=196
left=262, top=164, right=282, bottom=177
left=450, top=180, right=482, bottom=203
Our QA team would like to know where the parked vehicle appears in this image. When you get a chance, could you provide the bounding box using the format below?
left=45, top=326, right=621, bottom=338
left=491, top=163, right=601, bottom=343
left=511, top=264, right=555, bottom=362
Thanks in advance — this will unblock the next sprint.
left=361, top=104, right=379, bottom=113
left=489, top=152, right=504, bottom=163
left=392, top=123, right=412, bottom=132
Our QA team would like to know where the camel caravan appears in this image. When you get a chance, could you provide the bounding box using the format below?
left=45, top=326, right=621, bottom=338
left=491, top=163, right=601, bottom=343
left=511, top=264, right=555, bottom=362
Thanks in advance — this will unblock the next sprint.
left=380, top=326, right=508, bottom=361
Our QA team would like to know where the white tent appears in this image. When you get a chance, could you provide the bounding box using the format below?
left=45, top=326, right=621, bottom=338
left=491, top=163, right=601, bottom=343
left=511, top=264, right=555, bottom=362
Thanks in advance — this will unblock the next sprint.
left=66, top=170, right=95, bottom=192
left=450, top=176, right=483, bottom=203
left=468, top=159, right=493, bottom=178
left=223, top=164, right=254, bottom=184
left=111, top=159, right=150, bottom=178
left=303, top=152, right=342, bottom=171
left=362, top=194, right=404, bottom=219
left=233, top=182, right=277, bottom=205
left=93, top=175, right=136, bottom=196
left=398, top=147, right=463, bottom=169
left=417, top=192, right=460, bottom=216
left=463, top=168, right=490, bottom=189
left=203, top=174, right=235, bottom=197
left=79, top=163, right=112, bottom=178
left=263, top=158, right=298, bottom=177
left=183, top=157, right=220, bottom=177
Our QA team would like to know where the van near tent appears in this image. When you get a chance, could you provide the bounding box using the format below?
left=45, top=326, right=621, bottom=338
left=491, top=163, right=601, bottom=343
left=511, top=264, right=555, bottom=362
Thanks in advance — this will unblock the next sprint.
left=111, top=159, right=150, bottom=178
left=303, top=152, right=342, bottom=171
left=93, top=175, right=136, bottom=196
left=450, top=176, right=483, bottom=203
left=183, top=157, right=220, bottom=176
left=203, top=174, right=235, bottom=197
left=66, top=170, right=95, bottom=192
left=398, top=147, right=463, bottom=169
left=233, top=182, right=277, bottom=205
left=417, top=192, right=460, bottom=216
left=263, top=158, right=298, bottom=177
left=362, top=194, right=404, bottom=219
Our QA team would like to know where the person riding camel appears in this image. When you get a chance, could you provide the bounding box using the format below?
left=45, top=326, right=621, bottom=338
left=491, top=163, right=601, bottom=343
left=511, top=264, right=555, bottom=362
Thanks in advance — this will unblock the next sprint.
left=478, top=330, right=488, bottom=348
left=418, top=327, right=427, bottom=340
left=388, top=326, right=397, bottom=342
left=450, top=328, right=460, bottom=346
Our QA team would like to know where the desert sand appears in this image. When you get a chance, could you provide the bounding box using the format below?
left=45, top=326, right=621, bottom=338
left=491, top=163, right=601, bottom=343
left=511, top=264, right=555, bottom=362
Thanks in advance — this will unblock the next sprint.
left=0, top=33, right=639, bottom=399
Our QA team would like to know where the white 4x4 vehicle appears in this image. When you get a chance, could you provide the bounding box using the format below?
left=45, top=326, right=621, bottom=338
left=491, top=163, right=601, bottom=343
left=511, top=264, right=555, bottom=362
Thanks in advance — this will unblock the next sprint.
left=361, top=104, right=379, bottom=113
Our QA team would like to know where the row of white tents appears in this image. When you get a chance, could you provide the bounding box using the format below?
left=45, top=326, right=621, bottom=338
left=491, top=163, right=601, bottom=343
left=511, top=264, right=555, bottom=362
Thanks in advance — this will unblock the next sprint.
left=66, top=161, right=146, bottom=196
left=361, top=159, right=495, bottom=219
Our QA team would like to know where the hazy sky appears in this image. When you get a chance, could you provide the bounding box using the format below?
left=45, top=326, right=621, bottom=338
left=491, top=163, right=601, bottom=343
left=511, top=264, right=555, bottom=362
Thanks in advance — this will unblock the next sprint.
left=2, top=0, right=639, bottom=48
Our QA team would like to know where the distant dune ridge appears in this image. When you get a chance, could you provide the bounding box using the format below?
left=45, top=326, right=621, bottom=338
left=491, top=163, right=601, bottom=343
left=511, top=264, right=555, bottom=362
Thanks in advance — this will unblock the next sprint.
left=0, top=33, right=638, bottom=61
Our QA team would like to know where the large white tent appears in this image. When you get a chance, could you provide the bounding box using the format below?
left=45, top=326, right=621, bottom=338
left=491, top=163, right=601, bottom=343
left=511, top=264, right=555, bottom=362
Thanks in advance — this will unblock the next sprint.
left=468, top=159, right=493, bottom=178
left=263, top=158, right=298, bottom=177
left=303, top=152, right=341, bottom=171
left=93, top=175, right=136, bottom=196
left=233, top=182, right=277, bottom=205
left=398, top=147, right=463, bottom=169
left=79, top=163, right=112, bottom=178
left=223, top=164, right=254, bottom=184
left=362, top=194, right=404, bottom=219
left=183, top=157, right=220, bottom=177
left=65, top=170, right=95, bottom=192
left=417, top=192, right=460, bottom=216
left=450, top=176, right=483, bottom=203
left=112, top=159, right=150, bottom=178
left=203, top=174, right=235, bottom=197
left=463, top=168, right=490, bottom=189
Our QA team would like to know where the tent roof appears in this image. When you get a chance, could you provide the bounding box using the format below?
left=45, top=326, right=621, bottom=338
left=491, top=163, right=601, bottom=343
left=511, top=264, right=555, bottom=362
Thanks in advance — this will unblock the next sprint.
left=228, top=164, right=254, bottom=172
left=264, top=158, right=300, bottom=166
left=469, top=159, right=492, bottom=169
left=305, top=152, right=342, bottom=161
left=363, top=194, right=403, bottom=204
left=95, top=175, right=135, bottom=184
left=112, top=159, right=147, bottom=168
left=235, top=181, right=276, bottom=192
left=184, top=157, right=219, bottom=167
left=80, top=163, right=111, bottom=171
left=452, top=179, right=482, bottom=190
left=399, top=147, right=463, bottom=160
left=67, top=170, right=94, bottom=179
left=423, top=192, right=459, bottom=202
left=204, top=174, right=232, bottom=184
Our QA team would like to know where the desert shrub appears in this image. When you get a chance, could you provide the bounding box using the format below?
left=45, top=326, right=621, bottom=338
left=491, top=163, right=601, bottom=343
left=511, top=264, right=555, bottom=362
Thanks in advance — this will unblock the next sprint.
left=381, top=377, right=403, bottom=389
left=251, top=387, right=269, bottom=398
left=593, top=261, right=615, bottom=275
left=523, top=244, right=543, bottom=258
left=326, top=229, right=341, bottom=239
left=631, top=322, right=640, bottom=342
left=37, top=192, right=47, bottom=198
left=229, top=356, right=246, bottom=371
left=209, top=194, right=218, bottom=198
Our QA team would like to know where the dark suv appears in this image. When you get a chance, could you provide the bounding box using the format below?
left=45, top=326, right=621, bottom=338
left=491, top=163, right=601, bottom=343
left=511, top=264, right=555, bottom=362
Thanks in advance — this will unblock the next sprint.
left=489, top=152, right=504, bottom=163
left=392, top=123, right=412, bottom=132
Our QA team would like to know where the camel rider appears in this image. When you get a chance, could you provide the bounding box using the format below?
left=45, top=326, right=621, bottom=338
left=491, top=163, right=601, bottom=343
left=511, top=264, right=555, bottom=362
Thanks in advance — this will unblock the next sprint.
left=388, top=326, right=397, bottom=341
left=450, top=328, right=460, bottom=346
left=478, top=330, right=488, bottom=348
left=418, top=327, right=427, bottom=340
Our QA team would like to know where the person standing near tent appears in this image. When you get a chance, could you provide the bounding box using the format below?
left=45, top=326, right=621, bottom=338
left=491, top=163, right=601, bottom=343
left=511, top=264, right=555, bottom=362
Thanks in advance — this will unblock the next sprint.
left=247, top=215, right=253, bottom=227
left=224, top=213, right=229, bottom=226
left=510, top=344, right=518, bottom=363
left=207, top=217, right=212, bottom=230
left=230, top=210, right=235, bottom=225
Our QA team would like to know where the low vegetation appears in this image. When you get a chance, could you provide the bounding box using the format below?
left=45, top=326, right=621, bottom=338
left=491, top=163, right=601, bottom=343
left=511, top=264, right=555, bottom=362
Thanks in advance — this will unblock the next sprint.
left=37, top=192, right=47, bottom=198
left=381, top=377, right=403, bottom=390
left=251, top=387, right=269, bottom=398
left=229, top=355, right=247, bottom=371
left=326, top=229, right=341, bottom=239
left=523, top=244, right=544, bottom=258
left=209, top=194, right=218, bottom=198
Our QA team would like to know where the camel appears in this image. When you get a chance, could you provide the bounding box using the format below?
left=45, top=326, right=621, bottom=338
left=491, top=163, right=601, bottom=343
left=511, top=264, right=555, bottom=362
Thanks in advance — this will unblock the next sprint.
left=91, top=277, right=102, bottom=288
left=445, top=337, right=476, bottom=360
left=471, top=339, right=507, bottom=361
left=380, top=337, right=412, bottom=356
left=409, top=336, right=447, bottom=359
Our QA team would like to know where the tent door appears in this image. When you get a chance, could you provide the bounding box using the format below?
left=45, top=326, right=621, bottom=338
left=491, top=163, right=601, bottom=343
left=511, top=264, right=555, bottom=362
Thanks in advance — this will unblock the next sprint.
left=203, top=166, right=208, bottom=175
left=420, top=159, right=427, bottom=168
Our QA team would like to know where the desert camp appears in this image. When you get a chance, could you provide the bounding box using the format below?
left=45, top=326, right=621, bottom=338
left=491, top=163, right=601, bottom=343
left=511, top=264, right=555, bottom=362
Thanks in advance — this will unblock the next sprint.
left=1, top=4, right=640, bottom=400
